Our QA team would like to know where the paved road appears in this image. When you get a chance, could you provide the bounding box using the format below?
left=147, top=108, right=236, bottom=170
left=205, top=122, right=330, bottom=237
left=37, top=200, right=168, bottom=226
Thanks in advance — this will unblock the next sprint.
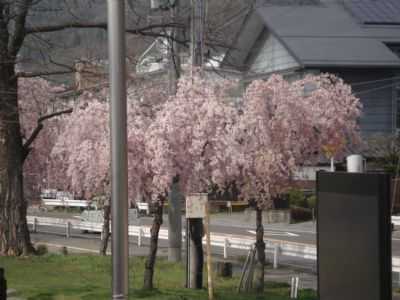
left=28, top=218, right=318, bottom=273
left=28, top=210, right=400, bottom=256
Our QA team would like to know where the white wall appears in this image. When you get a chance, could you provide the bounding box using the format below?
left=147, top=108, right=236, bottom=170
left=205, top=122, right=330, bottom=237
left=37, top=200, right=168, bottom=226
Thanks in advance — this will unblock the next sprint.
left=248, top=32, right=299, bottom=74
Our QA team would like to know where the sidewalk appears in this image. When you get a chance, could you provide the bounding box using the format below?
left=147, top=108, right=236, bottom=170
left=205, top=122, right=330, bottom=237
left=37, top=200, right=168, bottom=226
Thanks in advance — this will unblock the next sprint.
left=210, top=212, right=316, bottom=233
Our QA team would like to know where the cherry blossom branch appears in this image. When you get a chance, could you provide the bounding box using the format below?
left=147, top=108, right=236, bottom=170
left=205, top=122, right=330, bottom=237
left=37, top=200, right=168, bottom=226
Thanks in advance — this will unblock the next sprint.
left=22, top=108, right=73, bottom=161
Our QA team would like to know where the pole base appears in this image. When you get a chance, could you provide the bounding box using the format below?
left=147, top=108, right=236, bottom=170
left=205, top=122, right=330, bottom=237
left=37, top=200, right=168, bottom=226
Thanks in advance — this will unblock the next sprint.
left=168, top=247, right=182, bottom=262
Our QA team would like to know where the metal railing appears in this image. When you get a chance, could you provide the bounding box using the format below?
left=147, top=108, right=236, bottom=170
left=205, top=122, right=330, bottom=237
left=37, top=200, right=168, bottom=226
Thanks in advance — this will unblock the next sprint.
left=27, top=216, right=288, bottom=267
left=27, top=216, right=399, bottom=274
left=41, top=199, right=95, bottom=209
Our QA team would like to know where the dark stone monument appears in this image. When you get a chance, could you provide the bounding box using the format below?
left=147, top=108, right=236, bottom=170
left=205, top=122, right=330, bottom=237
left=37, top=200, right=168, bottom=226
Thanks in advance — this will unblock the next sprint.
left=0, top=267, right=6, bottom=300
left=317, top=172, right=391, bottom=300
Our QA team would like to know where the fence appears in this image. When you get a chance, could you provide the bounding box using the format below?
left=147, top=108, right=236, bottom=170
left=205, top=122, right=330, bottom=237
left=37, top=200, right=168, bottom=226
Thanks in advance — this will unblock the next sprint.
left=27, top=216, right=400, bottom=276
left=27, top=216, right=315, bottom=268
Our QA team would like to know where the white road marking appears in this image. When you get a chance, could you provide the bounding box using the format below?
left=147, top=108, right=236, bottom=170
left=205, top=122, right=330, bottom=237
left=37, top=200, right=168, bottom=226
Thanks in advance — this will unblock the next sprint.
left=247, top=230, right=299, bottom=237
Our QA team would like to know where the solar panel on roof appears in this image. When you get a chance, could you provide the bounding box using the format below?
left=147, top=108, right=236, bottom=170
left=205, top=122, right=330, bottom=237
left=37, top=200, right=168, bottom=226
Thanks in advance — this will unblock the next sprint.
left=345, top=0, right=400, bottom=25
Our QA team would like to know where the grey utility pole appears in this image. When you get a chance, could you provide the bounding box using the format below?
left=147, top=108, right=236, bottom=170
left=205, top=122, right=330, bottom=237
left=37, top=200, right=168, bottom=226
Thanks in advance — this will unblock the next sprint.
left=191, top=0, right=205, bottom=67
left=188, top=0, right=206, bottom=289
left=168, top=0, right=183, bottom=263
left=107, top=0, right=129, bottom=299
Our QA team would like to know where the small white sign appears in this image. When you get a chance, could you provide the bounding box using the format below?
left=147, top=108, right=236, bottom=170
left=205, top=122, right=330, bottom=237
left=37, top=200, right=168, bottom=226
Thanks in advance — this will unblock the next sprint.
left=186, top=193, right=208, bottom=218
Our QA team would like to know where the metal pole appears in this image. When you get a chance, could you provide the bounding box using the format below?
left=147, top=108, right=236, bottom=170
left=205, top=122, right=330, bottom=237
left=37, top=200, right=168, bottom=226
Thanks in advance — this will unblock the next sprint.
left=191, top=0, right=206, bottom=68
left=107, top=1, right=129, bottom=299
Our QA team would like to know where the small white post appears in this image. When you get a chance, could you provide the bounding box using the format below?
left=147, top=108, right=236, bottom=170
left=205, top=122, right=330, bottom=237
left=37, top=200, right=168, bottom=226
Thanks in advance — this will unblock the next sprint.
left=290, top=276, right=300, bottom=299
left=290, top=277, right=294, bottom=298
left=273, top=245, right=279, bottom=269
left=227, top=201, right=232, bottom=214
left=66, top=222, right=71, bottom=238
left=330, top=157, right=335, bottom=172
left=33, top=217, right=37, bottom=233
left=223, top=238, right=229, bottom=259
left=138, top=227, right=143, bottom=247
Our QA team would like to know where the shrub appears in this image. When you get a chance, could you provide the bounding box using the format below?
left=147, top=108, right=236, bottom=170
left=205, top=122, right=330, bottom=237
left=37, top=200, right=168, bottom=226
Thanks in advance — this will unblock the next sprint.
left=36, top=244, right=48, bottom=256
left=288, top=188, right=307, bottom=208
left=307, top=195, right=317, bottom=209
left=291, top=207, right=312, bottom=223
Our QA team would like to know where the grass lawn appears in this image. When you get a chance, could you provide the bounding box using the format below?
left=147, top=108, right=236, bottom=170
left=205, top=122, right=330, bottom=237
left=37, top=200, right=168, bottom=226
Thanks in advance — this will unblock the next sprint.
left=0, top=254, right=317, bottom=300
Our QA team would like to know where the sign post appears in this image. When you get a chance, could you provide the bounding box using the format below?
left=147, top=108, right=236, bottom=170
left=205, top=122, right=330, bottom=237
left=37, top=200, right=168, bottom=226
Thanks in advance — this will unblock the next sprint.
left=186, top=193, right=209, bottom=290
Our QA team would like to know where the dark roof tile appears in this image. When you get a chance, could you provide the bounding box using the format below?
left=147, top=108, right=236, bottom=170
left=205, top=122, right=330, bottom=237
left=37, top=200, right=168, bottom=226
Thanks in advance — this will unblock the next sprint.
left=345, top=0, right=400, bottom=25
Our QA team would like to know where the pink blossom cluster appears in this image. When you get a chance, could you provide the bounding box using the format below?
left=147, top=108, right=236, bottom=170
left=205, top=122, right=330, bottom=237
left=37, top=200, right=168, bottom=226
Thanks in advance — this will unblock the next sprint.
left=20, top=73, right=361, bottom=206
left=146, top=72, right=238, bottom=196
left=19, top=78, right=66, bottom=201
left=231, top=74, right=361, bottom=206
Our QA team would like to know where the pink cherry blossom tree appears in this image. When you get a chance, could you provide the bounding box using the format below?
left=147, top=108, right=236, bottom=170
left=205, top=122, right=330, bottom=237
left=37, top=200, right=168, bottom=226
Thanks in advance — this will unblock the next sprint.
left=232, top=73, right=362, bottom=292
left=50, top=93, right=110, bottom=200
left=147, top=72, right=238, bottom=196
left=146, top=71, right=238, bottom=289
left=19, top=78, right=71, bottom=204
left=49, top=87, right=165, bottom=276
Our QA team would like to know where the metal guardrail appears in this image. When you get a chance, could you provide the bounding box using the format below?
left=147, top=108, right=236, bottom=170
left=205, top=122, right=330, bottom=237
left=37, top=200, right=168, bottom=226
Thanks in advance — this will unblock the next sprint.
left=27, top=216, right=284, bottom=266
left=27, top=216, right=399, bottom=274
left=41, top=199, right=95, bottom=209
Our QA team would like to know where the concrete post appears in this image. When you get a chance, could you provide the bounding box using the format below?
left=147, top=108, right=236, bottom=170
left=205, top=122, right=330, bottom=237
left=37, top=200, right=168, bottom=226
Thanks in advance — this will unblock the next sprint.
left=168, top=180, right=182, bottom=262
left=33, top=217, right=38, bottom=233
left=66, top=222, right=71, bottom=238
left=167, top=0, right=183, bottom=263
left=273, top=245, right=279, bottom=269
left=138, top=227, right=143, bottom=247
left=223, top=238, right=229, bottom=259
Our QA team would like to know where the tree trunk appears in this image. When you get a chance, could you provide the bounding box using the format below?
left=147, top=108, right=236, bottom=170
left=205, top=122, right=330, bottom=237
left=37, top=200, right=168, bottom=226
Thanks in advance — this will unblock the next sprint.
left=189, top=218, right=204, bottom=289
left=168, top=178, right=182, bottom=262
left=100, top=203, right=111, bottom=256
left=255, top=207, right=266, bottom=293
left=0, top=68, right=35, bottom=256
left=143, top=202, right=163, bottom=290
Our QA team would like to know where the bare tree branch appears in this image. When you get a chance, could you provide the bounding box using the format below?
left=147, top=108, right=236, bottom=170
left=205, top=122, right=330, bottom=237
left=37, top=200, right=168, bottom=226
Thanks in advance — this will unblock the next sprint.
left=16, top=70, right=73, bottom=78
left=25, top=22, right=184, bottom=35
left=9, top=0, right=33, bottom=58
